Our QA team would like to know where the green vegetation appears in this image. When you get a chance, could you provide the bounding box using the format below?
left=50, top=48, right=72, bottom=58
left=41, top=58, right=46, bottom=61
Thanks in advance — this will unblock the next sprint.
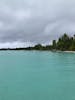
left=53, top=33, right=75, bottom=51
left=31, top=33, right=75, bottom=51
left=0, top=33, right=75, bottom=51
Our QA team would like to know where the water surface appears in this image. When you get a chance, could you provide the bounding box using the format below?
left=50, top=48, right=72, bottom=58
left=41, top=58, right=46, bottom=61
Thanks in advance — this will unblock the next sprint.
left=0, top=51, right=75, bottom=100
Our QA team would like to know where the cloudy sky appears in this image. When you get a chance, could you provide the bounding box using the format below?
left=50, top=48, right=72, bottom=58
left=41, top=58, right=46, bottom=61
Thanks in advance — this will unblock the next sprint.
left=0, top=0, right=75, bottom=48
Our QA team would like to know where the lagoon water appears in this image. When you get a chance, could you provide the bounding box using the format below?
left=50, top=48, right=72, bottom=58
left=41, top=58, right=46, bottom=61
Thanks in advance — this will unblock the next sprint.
left=0, top=51, right=75, bottom=100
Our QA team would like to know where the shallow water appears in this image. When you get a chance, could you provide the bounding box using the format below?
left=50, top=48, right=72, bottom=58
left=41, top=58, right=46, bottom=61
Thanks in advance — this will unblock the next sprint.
left=0, top=51, right=75, bottom=100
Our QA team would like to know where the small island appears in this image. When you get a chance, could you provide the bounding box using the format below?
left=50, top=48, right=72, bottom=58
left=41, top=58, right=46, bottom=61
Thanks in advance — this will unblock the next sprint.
left=0, top=33, right=75, bottom=51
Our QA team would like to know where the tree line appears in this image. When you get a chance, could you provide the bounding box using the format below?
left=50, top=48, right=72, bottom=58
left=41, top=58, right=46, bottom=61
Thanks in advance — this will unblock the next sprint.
left=0, top=33, right=75, bottom=51
left=29, top=33, right=75, bottom=51
left=52, top=33, right=75, bottom=51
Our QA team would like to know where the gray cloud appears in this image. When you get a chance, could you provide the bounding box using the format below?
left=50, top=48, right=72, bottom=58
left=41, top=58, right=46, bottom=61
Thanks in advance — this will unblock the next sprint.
left=0, top=0, right=75, bottom=46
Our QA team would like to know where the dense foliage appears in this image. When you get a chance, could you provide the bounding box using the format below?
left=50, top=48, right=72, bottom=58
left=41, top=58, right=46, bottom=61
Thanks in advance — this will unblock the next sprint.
left=31, top=33, right=75, bottom=51
left=52, top=33, right=75, bottom=51
left=30, top=33, right=75, bottom=51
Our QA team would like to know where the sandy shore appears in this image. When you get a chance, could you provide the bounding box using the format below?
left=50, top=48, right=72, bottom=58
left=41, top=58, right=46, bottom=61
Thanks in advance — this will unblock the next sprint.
left=63, top=51, right=75, bottom=53
left=53, top=50, right=75, bottom=53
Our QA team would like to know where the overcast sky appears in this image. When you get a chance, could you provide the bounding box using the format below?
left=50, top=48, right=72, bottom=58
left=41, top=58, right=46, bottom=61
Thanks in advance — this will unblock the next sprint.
left=0, top=0, right=75, bottom=47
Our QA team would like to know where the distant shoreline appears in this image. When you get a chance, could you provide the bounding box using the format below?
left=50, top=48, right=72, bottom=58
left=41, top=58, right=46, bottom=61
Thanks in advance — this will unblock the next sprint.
left=0, top=33, right=75, bottom=53
left=0, top=48, right=75, bottom=53
left=62, top=51, right=75, bottom=53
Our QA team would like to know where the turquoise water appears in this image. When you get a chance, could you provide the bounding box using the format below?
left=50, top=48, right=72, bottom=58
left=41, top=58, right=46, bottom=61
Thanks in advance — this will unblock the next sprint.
left=0, top=51, right=75, bottom=100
